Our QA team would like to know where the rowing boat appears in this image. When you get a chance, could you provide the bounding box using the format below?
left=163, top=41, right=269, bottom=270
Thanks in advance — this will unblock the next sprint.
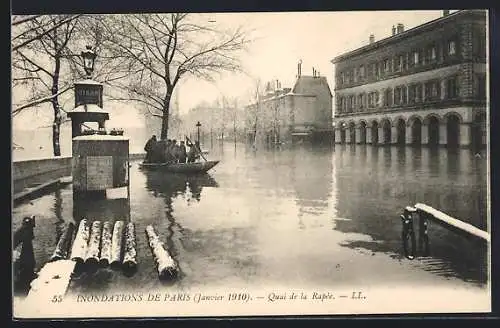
left=139, top=160, right=219, bottom=174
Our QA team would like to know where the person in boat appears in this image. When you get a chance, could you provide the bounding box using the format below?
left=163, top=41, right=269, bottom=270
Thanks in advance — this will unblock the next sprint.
left=172, top=139, right=181, bottom=163
left=144, top=135, right=157, bottom=163
left=194, top=141, right=201, bottom=161
left=152, top=138, right=166, bottom=163
left=187, top=141, right=201, bottom=163
left=179, top=141, right=187, bottom=164
left=187, top=142, right=197, bottom=163
left=163, top=139, right=174, bottom=163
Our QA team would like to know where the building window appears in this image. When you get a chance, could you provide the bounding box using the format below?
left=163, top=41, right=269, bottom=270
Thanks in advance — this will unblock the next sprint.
left=401, top=85, right=407, bottom=104
left=473, top=27, right=486, bottom=58
left=448, top=40, right=456, bottom=55
left=398, top=55, right=404, bottom=71
left=384, top=89, right=392, bottom=107
left=394, top=87, right=401, bottom=105
left=375, top=63, right=381, bottom=78
left=359, top=65, right=365, bottom=80
left=431, top=47, right=436, bottom=61
left=383, top=58, right=390, bottom=73
left=424, top=81, right=440, bottom=101
left=340, top=72, right=344, bottom=85
left=476, top=74, right=486, bottom=99
left=446, top=77, right=459, bottom=99
left=409, top=84, right=422, bottom=103
left=413, top=51, right=420, bottom=66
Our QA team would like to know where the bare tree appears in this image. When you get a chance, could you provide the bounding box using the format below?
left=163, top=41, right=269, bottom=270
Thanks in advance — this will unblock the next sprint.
left=247, top=78, right=265, bottom=149
left=12, top=15, right=80, bottom=156
left=101, top=13, right=250, bottom=139
left=12, top=14, right=135, bottom=156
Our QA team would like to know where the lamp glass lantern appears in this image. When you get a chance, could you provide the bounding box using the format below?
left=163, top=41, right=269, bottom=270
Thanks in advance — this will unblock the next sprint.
left=81, top=45, right=97, bottom=77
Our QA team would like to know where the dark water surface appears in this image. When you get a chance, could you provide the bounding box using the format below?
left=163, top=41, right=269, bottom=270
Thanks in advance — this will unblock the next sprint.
left=12, top=143, right=488, bottom=295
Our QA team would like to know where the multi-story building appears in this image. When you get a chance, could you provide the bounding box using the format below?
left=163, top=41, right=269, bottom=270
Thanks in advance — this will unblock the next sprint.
left=245, top=64, right=333, bottom=145
left=331, top=10, right=487, bottom=148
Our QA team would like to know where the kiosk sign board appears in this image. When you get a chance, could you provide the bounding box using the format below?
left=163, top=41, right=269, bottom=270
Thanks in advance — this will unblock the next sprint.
left=74, top=83, right=103, bottom=107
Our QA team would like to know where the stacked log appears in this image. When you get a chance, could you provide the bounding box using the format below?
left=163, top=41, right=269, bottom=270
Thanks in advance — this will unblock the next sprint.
left=110, top=220, right=125, bottom=268
left=85, top=221, right=103, bottom=266
left=145, top=225, right=178, bottom=280
left=50, top=222, right=75, bottom=262
left=99, top=221, right=113, bottom=266
left=70, top=219, right=90, bottom=264
left=122, top=222, right=137, bottom=271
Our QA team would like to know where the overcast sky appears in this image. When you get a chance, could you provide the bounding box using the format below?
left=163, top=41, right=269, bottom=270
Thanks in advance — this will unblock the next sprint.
left=13, top=10, right=454, bottom=130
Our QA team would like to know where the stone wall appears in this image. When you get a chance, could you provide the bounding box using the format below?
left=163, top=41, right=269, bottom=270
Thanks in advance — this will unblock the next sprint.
left=13, top=153, right=146, bottom=182
left=13, top=156, right=73, bottom=182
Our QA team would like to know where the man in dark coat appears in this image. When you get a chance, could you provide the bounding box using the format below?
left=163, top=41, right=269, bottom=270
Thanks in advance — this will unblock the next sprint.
left=144, top=135, right=157, bottom=163
left=155, top=139, right=167, bottom=163
left=172, top=139, right=181, bottom=163
left=179, top=141, right=187, bottom=163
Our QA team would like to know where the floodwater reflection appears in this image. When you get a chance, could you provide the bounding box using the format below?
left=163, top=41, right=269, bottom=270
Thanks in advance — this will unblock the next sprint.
left=333, top=145, right=487, bottom=283
left=12, top=143, right=488, bottom=294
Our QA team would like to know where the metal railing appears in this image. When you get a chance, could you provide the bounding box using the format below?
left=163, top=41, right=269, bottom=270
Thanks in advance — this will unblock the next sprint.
left=400, top=203, right=489, bottom=260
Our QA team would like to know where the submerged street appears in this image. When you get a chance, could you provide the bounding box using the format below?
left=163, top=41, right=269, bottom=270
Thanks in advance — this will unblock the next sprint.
left=13, top=142, right=488, bottom=299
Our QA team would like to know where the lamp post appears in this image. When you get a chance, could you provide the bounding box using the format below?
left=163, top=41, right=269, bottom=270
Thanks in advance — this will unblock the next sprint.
left=81, top=45, right=97, bottom=78
left=196, top=121, right=201, bottom=144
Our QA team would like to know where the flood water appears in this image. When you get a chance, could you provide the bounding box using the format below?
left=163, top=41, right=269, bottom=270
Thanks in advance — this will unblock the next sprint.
left=12, top=142, right=489, bottom=297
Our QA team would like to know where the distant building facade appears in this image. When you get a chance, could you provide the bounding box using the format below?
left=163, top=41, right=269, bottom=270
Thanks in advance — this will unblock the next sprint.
left=245, top=65, right=333, bottom=145
left=331, top=10, right=487, bottom=148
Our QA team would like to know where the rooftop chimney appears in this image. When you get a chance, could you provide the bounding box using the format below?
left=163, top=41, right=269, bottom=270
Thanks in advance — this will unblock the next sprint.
left=443, top=10, right=450, bottom=16
left=392, top=25, right=396, bottom=36
left=297, top=59, right=302, bottom=77
left=397, top=23, right=404, bottom=34
left=369, top=34, right=375, bottom=44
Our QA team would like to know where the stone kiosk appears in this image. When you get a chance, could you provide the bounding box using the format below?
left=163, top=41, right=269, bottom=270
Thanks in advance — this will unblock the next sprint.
left=67, top=47, right=130, bottom=197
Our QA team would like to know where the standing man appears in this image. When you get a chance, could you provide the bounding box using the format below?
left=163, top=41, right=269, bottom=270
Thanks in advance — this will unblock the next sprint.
left=144, top=135, right=157, bottom=163
left=187, top=141, right=196, bottom=163
left=179, top=141, right=187, bottom=164
left=172, top=139, right=180, bottom=163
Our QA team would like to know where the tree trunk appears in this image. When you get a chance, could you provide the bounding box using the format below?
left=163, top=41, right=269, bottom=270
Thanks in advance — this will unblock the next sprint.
left=51, top=55, right=62, bottom=157
left=161, top=93, right=172, bottom=140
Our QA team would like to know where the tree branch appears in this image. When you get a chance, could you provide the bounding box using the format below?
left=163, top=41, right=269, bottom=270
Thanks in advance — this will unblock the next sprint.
left=12, top=14, right=82, bottom=52
left=12, top=85, right=73, bottom=116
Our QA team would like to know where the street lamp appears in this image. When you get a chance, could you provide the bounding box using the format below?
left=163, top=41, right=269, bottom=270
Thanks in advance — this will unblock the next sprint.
left=81, top=45, right=97, bottom=78
left=196, top=121, right=201, bottom=143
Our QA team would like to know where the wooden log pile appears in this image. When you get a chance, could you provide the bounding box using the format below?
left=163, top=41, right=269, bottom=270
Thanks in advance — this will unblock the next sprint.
left=99, top=221, right=113, bottom=266
left=110, top=220, right=125, bottom=268
left=50, top=222, right=75, bottom=262
left=122, top=222, right=137, bottom=271
left=70, top=219, right=90, bottom=264
left=145, top=225, right=178, bottom=280
left=85, top=221, right=103, bottom=266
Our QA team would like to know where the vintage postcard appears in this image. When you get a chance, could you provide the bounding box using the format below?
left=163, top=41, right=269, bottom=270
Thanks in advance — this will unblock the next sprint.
left=11, top=10, right=491, bottom=319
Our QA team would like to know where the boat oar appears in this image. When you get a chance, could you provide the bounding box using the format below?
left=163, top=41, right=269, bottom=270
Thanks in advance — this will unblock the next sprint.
left=185, top=135, right=208, bottom=162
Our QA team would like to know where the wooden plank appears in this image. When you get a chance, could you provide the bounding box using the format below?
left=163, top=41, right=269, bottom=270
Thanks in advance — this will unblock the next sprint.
left=414, top=203, right=490, bottom=242
left=25, top=260, right=76, bottom=303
